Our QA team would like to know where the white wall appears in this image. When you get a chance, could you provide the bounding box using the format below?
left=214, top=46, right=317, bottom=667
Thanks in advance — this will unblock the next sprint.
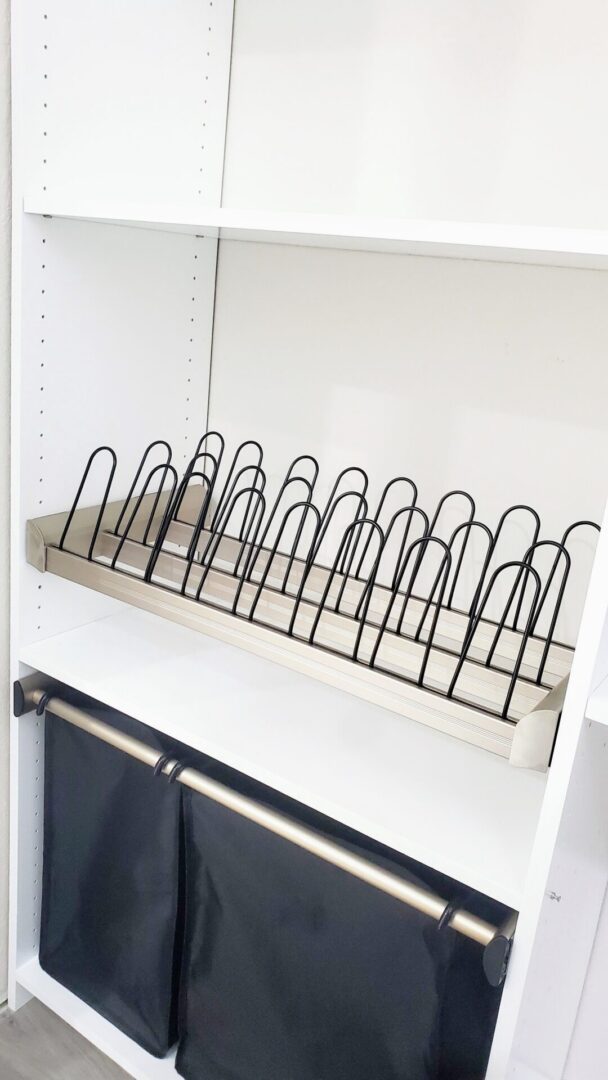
left=0, top=0, right=10, bottom=1005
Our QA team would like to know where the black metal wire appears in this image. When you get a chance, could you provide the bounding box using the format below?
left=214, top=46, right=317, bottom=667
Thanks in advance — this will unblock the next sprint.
left=309, top=519, right=385, bottom=661
left=311, top=489, right=368, bottom=567
left=172, top=450, right=219, bottom=527
left=428, top=490, right=476, bottom=535
left=449, top=561, right=542, bottom=718
left=210, top=439, right=264, bottom=538
left=445, top=520, right=494, bottom=614
left=194, top=487, right=267, bottom=605
left=484, top=505, right=541, bottom=632
left=59, top=446, right=117, bottom=561
left=312, top=519, right=385, bottom=632
left=284, top=453, right=320, bottom=492
left=110, top=464, right=178, bottom=571
left=520, top=540, right=571, bottom=684
left=369, top=536, right=452, bottom=688
left=405, top=490, right=474, bottom=605
left=113, top=440, right=172, bottom=537
left=58, top=431, right=596, bottom=728
left=247, top=502, right=322, bottom=628
left=171, top=430, right=225, bottom=524
left=354, top=476, right=418, bottom=580
left=243, top=474, right=314, bottom=586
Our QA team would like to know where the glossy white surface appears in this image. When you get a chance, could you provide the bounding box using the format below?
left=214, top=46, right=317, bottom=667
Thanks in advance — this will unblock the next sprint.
left=223, top=1, right=608, bottom=232
left=22, top=200, right=608, bottom=269
left=19, top=0, right=234, bottom=207
left=209, top=241, right=606, bottom=646
left=20, top=606, right=546, bottom=907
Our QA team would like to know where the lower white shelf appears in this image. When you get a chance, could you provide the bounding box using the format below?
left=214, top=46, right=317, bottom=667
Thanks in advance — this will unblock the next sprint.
left=19, top=606, right=546, bottom=907
left=16, top=958, right=177, bottom=1079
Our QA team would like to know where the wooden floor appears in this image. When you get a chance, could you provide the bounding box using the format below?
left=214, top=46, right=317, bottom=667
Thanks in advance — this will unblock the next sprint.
left=0, top=1000, right=129, bottom=1079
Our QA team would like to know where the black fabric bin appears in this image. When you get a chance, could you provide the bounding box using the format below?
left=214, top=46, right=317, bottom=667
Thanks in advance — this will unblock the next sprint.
left=40, top=705, right=184, bottom=1058
left=176, top=760, right=504, bottom=1080
left=40, top=700, right=503, bottom=1073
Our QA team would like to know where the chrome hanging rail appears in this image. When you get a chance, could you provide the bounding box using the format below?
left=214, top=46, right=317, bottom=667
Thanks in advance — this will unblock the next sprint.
left=15, top=674, right=516, bottom=987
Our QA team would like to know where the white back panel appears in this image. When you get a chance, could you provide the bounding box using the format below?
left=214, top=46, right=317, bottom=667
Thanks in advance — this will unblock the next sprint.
left=17, top=215, right=216, bottom=647
left=223, top=0, right=608, bottom=228
left=19, top=0, right=234, bottom=205
left=209, top=241, right=608, bottom=642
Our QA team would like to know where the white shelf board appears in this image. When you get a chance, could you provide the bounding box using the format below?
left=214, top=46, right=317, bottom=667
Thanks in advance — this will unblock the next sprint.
left=17, top=958, right=177, bottom=1079
left=586, top=676, right=608, bottom=724
left=20, top=607, right=546, bottom=907
left=23, top=198, right=608, bottom=270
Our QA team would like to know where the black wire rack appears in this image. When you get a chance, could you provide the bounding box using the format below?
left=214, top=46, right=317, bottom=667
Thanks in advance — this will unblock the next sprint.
left=55, top=431, right=598, bottom=730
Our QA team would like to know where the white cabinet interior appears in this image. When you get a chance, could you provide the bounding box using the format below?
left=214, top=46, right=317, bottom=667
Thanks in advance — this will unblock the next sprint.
left=10, top=3, right=608, bottom=1078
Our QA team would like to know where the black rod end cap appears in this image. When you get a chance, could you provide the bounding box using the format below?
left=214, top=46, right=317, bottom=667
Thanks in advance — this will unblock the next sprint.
left=483, top=933, right=513, bottom=987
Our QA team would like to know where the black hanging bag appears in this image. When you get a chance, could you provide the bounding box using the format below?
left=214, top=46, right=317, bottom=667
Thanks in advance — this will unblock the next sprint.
left=40, top=706, right=184, bottom=1058
left=176, top=761, right=502, bottom=1080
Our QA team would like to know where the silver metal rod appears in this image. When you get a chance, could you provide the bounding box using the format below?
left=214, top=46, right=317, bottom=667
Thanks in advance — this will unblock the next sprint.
left=29, top=687, right=503, bottom=949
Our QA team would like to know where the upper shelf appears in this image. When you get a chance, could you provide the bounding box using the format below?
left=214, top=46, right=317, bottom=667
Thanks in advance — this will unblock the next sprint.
left=23, top=198, right=608, bottom=270
left=20, top=607, right=546, bottom=908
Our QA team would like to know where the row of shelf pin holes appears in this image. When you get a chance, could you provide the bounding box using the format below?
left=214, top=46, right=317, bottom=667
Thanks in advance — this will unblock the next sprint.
left=40, top=4, right=48, bottom=640
left=186, top=251, right=197, bottom=462
left=195, top=6, right=215, bottom=462
left=42, top=13, right=48, bottom=192
left=39, top=227, right=47, bottom=634
left=32, top=14, right=48, bottom=949
left=198, top=4, right=214, bottom=196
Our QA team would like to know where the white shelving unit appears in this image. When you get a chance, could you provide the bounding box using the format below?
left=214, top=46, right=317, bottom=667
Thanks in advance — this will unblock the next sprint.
left=10, top=3, right=608, bottom=1079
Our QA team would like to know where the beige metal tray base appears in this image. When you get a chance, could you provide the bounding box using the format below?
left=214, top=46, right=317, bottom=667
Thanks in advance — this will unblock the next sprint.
left=26, top=493, right=570, bottom=768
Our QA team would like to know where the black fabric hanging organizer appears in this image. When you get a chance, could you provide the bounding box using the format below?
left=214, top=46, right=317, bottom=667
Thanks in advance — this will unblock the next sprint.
left=176, top=764, right=504, bottom=1080
left=39, top=699, right=184, bottom=1058
left=16, top=680, right=509, bottom=1079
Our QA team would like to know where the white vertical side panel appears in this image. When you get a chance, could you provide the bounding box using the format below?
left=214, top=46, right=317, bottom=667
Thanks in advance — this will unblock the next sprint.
left=0, top=0, right=11, bottom=1008
left=10, top=0, right=235, bottom=1018
left=9, top=213, right=219, bottom=1010
left=10, top=711, right=45, bottom=997
left=485, top=505, right=608, bottom=1078
left=21, top=0, right=234, bottom=206
left=10, top=0, right=29, bottom=1006
left=565, top=626, right=608, bottom=1077
left=564, top=885, right=608, bottom=1078
left=18, top=215, right=217, bottom=647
